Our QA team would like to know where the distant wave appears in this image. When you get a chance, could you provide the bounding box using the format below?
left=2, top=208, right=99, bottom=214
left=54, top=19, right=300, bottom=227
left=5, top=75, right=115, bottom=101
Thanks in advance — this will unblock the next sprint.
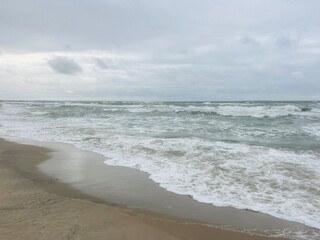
left=11, top=101, right=316, bottom=119
left=142, top=105, right=314, bottom=118
left=213, top=105, right=312, bottom=118
left=175, top=110, right=218, bottom=116
left=104, top=104, right=316, bottom=118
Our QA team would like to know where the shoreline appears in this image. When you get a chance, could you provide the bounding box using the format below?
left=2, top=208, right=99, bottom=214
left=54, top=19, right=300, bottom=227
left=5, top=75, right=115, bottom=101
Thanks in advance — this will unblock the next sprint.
left=0, top=137, right=303, bottom=239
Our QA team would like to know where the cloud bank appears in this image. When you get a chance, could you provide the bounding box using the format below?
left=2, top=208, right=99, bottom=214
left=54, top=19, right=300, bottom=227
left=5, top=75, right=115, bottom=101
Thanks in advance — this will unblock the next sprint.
left=0, top=0, right=319, bottom=100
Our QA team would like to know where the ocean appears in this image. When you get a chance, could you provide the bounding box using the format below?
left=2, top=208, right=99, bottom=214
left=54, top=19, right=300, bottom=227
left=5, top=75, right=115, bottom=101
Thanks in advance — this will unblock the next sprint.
left=0, top=101, right=319, bottom=238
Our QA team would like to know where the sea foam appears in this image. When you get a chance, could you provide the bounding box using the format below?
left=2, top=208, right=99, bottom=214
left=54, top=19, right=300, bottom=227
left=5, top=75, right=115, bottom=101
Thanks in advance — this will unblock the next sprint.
left=1, top=101, right=320, bottom=239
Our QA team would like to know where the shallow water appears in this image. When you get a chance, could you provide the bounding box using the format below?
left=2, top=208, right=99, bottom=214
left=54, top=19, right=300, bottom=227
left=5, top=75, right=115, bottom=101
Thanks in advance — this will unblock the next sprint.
left=0, top=101, right=319, bottom=239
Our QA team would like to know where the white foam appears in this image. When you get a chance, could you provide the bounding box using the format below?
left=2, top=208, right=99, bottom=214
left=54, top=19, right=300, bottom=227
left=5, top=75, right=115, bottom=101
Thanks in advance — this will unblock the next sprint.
left=303, top=124, right=320, bottom=139
left=102, top=103, right=320, bottom=118
left=31, top=111, right=48, bottom=115
left=215, top=104, right=304, bottom=118
left=1, top=101, right=320, bottom=239
left=99, top=138, right=320, bottom=231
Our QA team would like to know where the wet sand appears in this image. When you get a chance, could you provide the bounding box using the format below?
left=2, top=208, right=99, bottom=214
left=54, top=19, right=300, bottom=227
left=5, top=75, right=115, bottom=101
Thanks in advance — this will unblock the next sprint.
left=0, top=138, right=291, bottom=239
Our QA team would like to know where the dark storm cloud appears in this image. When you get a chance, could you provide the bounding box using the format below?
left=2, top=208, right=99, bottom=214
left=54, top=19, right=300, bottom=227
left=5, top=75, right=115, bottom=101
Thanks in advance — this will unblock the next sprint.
left=47, top=56, right=82, bottom=75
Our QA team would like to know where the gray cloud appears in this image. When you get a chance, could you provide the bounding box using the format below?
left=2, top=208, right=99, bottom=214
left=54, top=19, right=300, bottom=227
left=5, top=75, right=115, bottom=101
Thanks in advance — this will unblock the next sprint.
left=95, top=58, right=109, bottom=69
left=94, top=57, right=117, bottom=70
left=0, top=0, right=320, bottom=100
left=274, top=34, right=299, bottom=49
left=239, top=36, right=260, bottom=46
left=47, top=56, right=82, bottom=75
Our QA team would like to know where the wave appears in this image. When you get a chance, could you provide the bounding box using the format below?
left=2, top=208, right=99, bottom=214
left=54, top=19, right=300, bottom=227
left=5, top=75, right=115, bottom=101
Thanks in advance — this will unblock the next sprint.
left=30, top=111, right=48, bottom=116
left=214, top=105, right=313, bottom=118
left=175, top=110, right=218, bottom=116
left=1, top=101, right=320, bottom=240
left=100, top=138, right=320, bottom=230
left=303, top=124, right=320, bottom=140
left=171, top=104, right=316, bottom=118
left=100, top=104, right=318, bottom=119
left=5, top=101, right=318, bottom=120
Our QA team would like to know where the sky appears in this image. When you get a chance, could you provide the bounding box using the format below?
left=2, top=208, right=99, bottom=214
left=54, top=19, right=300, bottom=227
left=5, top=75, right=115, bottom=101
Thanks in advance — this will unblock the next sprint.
left=0, top=0, right=320, bottom=101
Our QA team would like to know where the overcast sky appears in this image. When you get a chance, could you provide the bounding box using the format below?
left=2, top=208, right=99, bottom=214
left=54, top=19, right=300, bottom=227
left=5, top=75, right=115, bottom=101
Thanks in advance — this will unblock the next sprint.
left=0, top=0, right=319, bottom=101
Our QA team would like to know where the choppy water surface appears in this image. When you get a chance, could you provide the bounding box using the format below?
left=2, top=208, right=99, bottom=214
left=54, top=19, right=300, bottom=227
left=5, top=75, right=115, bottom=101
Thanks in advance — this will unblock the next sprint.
left=0, top=101, right=319, bottom=239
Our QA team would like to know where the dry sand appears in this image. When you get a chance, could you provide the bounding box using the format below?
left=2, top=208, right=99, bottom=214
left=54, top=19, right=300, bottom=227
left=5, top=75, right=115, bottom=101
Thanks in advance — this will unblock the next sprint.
left=0, top=138, right=288, bottom=240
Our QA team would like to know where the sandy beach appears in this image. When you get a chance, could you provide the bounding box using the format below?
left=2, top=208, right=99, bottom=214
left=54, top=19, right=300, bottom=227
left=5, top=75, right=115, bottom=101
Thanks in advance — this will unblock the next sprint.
left=0, top=138, right=292, bottom=240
